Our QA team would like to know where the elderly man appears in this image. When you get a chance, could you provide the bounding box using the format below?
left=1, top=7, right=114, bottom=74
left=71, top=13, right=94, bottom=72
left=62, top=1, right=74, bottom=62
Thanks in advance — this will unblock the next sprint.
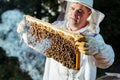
left=43, top=0, right=114, bottom=80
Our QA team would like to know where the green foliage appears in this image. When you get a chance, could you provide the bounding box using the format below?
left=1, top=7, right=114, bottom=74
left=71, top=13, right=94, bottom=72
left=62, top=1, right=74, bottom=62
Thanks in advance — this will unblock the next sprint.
left=0, top=0, right=59, bottom=22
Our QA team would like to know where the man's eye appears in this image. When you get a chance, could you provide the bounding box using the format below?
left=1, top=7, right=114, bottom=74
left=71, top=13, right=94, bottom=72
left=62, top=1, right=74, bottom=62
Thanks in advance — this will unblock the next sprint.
left=78, top=9, right=83, bottom=13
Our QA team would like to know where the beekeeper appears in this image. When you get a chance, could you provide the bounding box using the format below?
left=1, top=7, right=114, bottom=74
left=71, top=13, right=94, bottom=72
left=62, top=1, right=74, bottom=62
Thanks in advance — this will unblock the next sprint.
left=17, top=0, right=115, bottom=80
left=43, top=0, right=115, bottom=80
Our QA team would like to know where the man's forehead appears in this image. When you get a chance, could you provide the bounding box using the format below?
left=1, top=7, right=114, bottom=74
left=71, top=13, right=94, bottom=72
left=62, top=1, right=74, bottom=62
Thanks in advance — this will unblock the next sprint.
left=69, top=2, right=87, bottom=9
left=69, top=2, right=91, bottom=11
left=69, top=2, right=83, bottom=6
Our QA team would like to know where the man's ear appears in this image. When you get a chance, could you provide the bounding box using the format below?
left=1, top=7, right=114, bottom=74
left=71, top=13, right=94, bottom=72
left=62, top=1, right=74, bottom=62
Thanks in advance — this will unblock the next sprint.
left=88, top=10, right=92, bottom=15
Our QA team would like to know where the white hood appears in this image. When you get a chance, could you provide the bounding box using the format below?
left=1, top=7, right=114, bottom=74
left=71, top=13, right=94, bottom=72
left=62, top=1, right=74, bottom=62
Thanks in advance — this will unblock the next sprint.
left=65, top=0, right=105, bottom=34
left=87, top=8, right=105, bottom=34
left=66, top=0, right=93, bottom=8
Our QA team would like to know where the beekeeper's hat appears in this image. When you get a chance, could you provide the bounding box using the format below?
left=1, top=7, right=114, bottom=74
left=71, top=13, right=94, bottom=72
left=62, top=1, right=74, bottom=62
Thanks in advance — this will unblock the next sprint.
left=66, top=0, right=93, bottom=9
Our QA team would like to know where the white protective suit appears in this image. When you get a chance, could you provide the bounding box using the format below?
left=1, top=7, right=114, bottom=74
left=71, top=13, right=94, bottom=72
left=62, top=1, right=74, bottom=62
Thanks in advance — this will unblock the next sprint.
left=43, top=20, right=114, bottom=80
left=43, top=2, right=115, bottom=79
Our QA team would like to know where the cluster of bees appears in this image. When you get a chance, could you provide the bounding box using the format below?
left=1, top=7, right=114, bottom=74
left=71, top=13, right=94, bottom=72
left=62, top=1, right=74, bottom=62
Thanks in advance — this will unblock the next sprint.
left=26, top=21, right=79, bottom=69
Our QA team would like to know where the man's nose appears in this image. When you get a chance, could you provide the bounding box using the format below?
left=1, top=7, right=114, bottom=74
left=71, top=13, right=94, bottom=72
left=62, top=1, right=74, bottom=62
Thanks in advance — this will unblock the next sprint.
left=72, top=10, right=78, bottom=17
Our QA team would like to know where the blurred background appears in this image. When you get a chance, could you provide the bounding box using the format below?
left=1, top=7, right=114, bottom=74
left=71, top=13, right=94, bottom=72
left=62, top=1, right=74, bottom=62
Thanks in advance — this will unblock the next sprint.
left=0, top=0, right=120, bottom=80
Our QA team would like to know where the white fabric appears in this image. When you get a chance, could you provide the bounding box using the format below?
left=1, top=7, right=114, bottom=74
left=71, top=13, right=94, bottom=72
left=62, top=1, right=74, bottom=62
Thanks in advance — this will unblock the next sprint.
left=87, top=9, right=105, bottom=34
left=43, top=21, right=114, bottom=80
left=66, top=0, right=93, bottom=8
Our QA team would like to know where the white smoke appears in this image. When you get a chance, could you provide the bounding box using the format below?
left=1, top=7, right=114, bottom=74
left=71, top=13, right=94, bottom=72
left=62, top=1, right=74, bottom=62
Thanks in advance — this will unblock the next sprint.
left=0, top=9, right=45, bottom=80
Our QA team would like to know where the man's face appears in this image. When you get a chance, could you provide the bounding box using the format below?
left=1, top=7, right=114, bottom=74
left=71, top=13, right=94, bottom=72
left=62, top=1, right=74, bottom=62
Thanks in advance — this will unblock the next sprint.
left=67, top=2, right=91, bottom=31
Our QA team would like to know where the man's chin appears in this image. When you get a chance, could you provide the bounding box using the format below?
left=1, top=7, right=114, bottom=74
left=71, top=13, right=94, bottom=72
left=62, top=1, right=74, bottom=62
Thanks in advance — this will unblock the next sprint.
left=69, top=23, right=77, bottom=27
left=68, top=24, right=78, bottom=30
left=69, top=19, right=77, bottom=23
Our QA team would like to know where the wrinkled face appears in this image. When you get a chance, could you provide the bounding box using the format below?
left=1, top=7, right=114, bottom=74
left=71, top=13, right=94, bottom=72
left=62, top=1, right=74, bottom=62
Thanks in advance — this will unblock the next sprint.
left=67, top=2, right=91, bottom=31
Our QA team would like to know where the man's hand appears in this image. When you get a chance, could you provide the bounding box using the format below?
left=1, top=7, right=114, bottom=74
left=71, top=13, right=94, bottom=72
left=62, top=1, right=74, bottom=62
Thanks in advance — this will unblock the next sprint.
left=17, top=20, right=27, bottom=33
left=17, top=20, right=24, bottom=33
left=75, top=35, right=99, bottom=55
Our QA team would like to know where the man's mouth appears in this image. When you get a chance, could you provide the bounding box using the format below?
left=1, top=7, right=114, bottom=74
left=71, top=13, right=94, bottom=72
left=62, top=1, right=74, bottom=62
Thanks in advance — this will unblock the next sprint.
left=70, top=17, right=77, bottom=22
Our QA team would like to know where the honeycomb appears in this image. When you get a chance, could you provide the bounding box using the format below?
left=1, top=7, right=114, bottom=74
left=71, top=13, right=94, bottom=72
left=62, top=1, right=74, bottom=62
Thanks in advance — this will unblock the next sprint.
left=24, top=15, right=84, bottom=70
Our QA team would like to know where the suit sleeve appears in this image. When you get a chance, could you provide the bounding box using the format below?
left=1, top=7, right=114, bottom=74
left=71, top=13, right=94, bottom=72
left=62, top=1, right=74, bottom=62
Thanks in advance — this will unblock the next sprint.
left=93, top=34, right=115, bottom=69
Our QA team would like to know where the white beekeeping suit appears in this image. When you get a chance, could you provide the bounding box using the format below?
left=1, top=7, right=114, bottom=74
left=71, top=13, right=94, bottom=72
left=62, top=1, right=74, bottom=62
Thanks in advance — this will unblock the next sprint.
left=43, top=0, right=115, bottom=80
